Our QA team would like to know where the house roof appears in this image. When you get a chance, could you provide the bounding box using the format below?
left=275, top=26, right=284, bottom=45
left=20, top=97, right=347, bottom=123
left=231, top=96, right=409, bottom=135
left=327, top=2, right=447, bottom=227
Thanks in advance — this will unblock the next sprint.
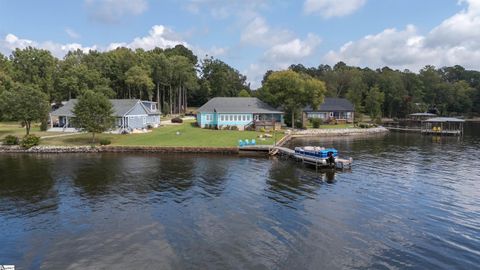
left=197, top=97, right=283, bottom=114
left=424, top=117, right=465, bottom=123
left=51, top=99, right=152, bottom=117
left=304, top=98, right=354, bottom=112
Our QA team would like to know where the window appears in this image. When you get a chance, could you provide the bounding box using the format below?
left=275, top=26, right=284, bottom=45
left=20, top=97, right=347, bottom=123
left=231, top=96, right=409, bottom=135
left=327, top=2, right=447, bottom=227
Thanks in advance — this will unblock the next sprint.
left=206, top=114, right=212, bottom=121
left=234, top=115, right=237, bottom=121
left=242, top=115, right=246, bottom=121
left=220, top=115, right=224, bottom=121
left=229, top=115, right=233, bottom=121
left=247, top=115, right=250, bottom=121
left=143, top=116, right=147, bottom=125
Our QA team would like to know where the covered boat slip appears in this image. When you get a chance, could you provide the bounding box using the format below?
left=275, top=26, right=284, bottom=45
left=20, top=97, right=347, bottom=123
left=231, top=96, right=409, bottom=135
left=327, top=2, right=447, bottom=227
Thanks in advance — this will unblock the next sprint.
left=421, top=117, right=465, bottom=136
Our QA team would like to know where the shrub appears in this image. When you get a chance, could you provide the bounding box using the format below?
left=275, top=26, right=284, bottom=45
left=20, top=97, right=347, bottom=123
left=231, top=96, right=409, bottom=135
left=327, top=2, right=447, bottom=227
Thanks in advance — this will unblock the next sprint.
left=147, top=124, right=153, bottom=130
left=3, top=135, right=19, bottom=145
left=358, top=122, right=377, bottom=128
left=230, top=126, right=238, bottom=130
left=20, top=135, right=40, bottom=148
left=171, top=117, right=183, bottom=123
left=260, top=127, right=266, bottom=133
left=310, top=118, right=322, bottom=128
left=40, top=120, right=48, bottom=131
left=223, top=125, right=230, bottom=130
left=99, top=138, right=111, bottom=145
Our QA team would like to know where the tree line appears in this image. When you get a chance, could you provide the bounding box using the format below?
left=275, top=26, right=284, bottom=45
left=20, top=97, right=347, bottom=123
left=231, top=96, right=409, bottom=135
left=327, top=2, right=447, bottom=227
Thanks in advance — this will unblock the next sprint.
left=260, top=62, right=480, bottom=121
left=0, top=45, right=251, bottom=121
left=1, top=44, right=480, bottom=133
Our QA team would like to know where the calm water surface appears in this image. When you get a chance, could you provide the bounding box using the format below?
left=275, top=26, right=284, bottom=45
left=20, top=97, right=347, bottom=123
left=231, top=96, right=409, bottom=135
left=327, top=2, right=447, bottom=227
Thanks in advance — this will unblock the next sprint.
left=0, top=124, right=479, bottom=269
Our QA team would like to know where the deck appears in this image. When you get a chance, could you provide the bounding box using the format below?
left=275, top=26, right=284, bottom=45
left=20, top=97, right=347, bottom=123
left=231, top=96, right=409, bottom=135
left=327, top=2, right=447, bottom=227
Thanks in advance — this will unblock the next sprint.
left=239, top=145, right=352, bottom=170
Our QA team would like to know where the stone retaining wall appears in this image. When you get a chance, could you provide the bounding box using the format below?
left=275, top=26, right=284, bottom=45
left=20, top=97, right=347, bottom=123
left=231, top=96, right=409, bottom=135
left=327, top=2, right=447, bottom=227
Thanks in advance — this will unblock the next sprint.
left=0, top=145, right=239, bottom=154
left=292, top=126, right=389, bottom=137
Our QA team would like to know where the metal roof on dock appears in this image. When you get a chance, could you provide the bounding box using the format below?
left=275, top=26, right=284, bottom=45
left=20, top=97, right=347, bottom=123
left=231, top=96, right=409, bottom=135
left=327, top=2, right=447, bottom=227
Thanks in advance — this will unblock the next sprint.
left=424, top=117, right=465, bottom=122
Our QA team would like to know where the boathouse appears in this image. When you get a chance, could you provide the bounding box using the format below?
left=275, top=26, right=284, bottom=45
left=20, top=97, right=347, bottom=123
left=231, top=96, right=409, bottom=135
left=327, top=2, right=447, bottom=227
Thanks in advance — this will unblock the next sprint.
left=196, top=97, right=284, bottom=131
left=421, top=117, right=465, bottom=136
left=49, top=99, right=161, bottom=132
left=302, top=98, right=354, bottom=127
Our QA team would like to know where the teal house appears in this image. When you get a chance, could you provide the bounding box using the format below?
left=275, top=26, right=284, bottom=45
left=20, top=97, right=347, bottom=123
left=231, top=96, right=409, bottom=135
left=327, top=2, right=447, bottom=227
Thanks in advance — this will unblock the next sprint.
left=196, top=97, right=284, bottom=131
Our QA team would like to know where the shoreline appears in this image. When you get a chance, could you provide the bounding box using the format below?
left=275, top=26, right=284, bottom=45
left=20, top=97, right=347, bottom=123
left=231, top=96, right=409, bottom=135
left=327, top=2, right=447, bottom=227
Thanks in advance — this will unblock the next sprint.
left=291, top=126, right=389, bottom=137
left=0, top=127, right=389, bottom=154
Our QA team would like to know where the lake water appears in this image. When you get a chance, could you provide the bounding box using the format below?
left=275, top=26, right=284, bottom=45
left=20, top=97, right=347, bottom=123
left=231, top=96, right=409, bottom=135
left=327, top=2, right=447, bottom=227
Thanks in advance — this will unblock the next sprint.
left=0, top=124, right=479, bottom=269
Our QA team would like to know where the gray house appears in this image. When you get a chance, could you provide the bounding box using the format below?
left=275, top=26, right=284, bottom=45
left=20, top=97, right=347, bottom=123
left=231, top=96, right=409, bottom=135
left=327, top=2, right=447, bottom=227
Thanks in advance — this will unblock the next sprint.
left=302, top=98, right=354, bottom=126
left=50, top=99, right=160, bottom=132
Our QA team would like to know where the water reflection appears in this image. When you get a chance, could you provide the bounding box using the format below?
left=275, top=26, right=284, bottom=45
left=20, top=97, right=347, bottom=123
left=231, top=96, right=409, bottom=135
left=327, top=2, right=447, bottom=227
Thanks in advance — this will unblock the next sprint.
left=0, top=155, right=58, bottom=217
left=0, top=122, right=479, bottom=269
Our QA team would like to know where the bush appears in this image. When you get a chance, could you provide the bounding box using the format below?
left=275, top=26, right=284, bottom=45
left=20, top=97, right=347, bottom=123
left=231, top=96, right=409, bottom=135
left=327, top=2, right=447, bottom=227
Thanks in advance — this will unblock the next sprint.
left=230, top=126, right=238, bottom=130
left=147, top=124, right=153, bottom=130
left=171, top=117, right=183, bottom=123
left=358, top=122, right=377, bottom=128
left=3, top=135, right=19, bottom=145
left=99, top=138, right=111, bottom=145
left=310, top=118, right=323, bottom=128
left=260, top=127, right=266, bottom=133
left=20, top=135, right=40, bottom=148
left=223, top=125, right=230, bottom=130
left=40, top=120, right=48, bottom=131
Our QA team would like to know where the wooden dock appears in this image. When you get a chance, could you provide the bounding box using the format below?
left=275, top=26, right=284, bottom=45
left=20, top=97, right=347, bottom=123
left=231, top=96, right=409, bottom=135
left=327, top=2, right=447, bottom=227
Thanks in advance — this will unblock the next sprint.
left=385, top=126, right=421, bottom=133
left=239, top=145, right=353, bottom=170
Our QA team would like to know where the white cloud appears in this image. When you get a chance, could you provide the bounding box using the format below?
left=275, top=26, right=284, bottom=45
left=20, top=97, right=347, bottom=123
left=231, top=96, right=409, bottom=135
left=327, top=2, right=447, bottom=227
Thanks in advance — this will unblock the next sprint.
left=85, top=0, right=148, bottom=23
left=0, top=25, right=189, bottom=58
left=242, top=34, right=321, bottom=89
left=240, top=16, right=293, bottom=46
left=324, top=0, right=480, bottom=71
left=65, top=28, right=80, bottom=39
left=264, top=34, right=321, bottom=64
left=304, top=0, right=366, bottom=18
left=1, top=34, right=97, bottom=58
left=184, top=0, right=268, bottom=19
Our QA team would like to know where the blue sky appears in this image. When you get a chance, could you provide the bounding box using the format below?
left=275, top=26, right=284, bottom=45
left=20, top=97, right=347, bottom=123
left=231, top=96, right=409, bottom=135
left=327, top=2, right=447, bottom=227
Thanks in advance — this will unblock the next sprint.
left=0, top=0, right=478, bottom=88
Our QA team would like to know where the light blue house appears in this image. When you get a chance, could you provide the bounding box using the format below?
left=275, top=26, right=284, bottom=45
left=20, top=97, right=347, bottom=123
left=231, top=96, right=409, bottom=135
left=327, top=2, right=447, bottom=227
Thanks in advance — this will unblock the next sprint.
left=196, top=97, right=284, bottom=131
left=50, top=99, right=161, bottom=132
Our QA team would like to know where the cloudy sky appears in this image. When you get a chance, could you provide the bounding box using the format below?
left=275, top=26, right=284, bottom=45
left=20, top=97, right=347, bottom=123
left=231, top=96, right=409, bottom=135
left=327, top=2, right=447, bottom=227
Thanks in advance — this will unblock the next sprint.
left=1, top=0, right=479, bottom=88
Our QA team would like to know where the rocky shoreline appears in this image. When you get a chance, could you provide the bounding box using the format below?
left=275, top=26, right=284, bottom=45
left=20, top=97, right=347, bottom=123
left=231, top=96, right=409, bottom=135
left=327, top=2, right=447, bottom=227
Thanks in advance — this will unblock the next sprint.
left=0, top=127, right=388, bottom=154
left=0, top=145, right=239, bottom=154
left=291, top=126, right=389, bottom=137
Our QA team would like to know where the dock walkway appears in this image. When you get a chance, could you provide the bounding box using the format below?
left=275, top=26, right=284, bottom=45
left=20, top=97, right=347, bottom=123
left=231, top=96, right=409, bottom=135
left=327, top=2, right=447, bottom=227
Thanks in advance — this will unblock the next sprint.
left=239, top=145, right=352, bottom=170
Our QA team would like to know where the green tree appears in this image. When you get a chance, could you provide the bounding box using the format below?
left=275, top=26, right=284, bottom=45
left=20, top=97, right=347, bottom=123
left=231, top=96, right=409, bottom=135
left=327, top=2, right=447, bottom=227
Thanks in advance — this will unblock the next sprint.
left=125, top=65, right=154, bottom=100
left=238, top=89, right=251, bottom=97
left=170, top=55, right=198, bottom=114
left=262, top=70, right=325, bottom=128
left=365, top=85, right=385, bottom=121
left=0, top=84, right=50, bottom=135
left=10, top=47, right=56, bottom=98
left=72, top=90, right=114, bottom=143
left=149, top=51, right=171, bottom=112
left=199, top=57, right=250, bottom=101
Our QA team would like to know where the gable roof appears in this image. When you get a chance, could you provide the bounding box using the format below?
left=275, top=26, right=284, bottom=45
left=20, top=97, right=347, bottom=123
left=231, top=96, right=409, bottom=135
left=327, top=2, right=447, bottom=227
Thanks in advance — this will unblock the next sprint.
left=304, top=98, right=354, bottom=112
left=197, top=97, right=283, bottom=114
left=51, top=99, right=150, bottom=117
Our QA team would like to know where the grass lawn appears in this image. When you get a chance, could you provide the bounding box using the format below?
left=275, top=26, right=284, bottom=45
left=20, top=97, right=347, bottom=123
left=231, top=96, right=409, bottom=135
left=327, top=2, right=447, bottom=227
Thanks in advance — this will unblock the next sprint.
left=41, top=120, right=284, bottom=147
left=0, top=122, right=61, bottom=139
